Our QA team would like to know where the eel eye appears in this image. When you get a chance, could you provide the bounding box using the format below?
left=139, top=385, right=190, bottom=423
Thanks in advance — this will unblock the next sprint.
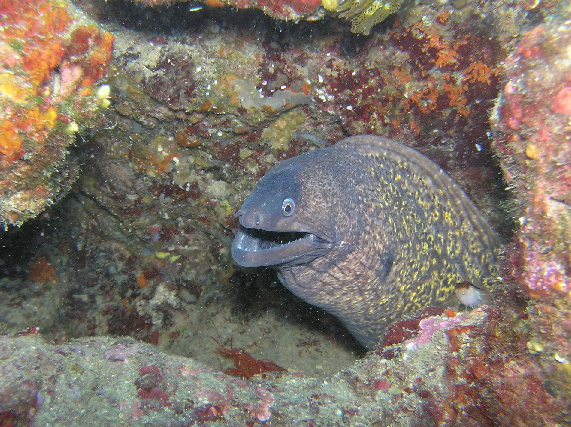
left=281, top=198, right=295, bottom=217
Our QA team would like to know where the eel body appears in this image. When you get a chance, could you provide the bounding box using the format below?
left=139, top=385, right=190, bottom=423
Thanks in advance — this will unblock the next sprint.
left=232, top=135, right=499, bottom=349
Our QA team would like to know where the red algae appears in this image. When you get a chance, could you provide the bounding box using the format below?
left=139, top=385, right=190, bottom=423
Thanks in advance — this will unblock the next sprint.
left=28, top=257, right=58, bottom=283
left=432, top=308, right=566, bottom=426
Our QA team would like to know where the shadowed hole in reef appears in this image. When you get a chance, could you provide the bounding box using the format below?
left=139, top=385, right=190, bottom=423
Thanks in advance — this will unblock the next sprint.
left=0, top=187, right=363, bottom=377
left=83, top=0, right=373, bottom=53
left=0, top=218, right=52, bottom=280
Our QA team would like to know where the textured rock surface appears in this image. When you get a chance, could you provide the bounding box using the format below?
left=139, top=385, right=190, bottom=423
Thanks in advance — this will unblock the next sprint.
left=0, top=0, right=570, bottom=424
left=0, top=310, right=507, bottom=425
left=0, top=0, right=113, bottom=228
left=492, top=11, right=571, bottom=409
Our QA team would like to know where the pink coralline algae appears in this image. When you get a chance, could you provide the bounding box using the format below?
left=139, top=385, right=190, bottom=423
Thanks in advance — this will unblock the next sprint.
left=493, top=20, right=571, bottom=303
left=404, top=312, right=469, bottom=350
left=492, top=14, right=571, bottom=412
left=551, top=86, right=571, bottom=115
left=246, top=387, right=275, bottom=422
left=135, top=366, right=171, bottom=403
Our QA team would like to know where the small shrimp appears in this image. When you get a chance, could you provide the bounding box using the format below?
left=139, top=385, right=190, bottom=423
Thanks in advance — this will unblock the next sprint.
left=212, top=338, right=285, bottom=379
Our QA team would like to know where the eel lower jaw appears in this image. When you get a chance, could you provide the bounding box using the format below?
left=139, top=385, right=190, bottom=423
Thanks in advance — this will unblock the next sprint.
left=231, top=226, right=333, bottom=268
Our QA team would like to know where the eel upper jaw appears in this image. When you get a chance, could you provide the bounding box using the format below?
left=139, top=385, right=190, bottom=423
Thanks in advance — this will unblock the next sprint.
left=232, top=224, right=333, bottom=268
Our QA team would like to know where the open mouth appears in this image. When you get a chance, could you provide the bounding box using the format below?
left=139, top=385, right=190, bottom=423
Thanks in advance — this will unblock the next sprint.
left=232, top=226, right=331, bottom=268
left=236, top=228, right=310, bottom=251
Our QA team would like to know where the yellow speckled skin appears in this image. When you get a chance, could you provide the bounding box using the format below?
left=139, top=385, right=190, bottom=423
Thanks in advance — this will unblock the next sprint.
left=234, top=135, right=500, bottom=349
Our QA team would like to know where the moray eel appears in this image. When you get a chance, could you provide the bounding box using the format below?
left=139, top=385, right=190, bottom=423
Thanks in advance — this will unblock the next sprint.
left=232, top=135, right=500, bottom=349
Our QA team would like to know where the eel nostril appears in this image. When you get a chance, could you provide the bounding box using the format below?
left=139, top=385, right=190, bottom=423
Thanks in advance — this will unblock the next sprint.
left=243, top=210, right=262, bottom=227
left=253, top=212, right=261, bottom=226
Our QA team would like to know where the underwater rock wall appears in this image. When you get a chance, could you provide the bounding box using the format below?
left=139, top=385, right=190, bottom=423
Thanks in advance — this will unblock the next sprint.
left=492, top=12, right=571, bottom=410
left=0, top=0, right=113, bottom=228
left=0, top=0, right=570, bottom=425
